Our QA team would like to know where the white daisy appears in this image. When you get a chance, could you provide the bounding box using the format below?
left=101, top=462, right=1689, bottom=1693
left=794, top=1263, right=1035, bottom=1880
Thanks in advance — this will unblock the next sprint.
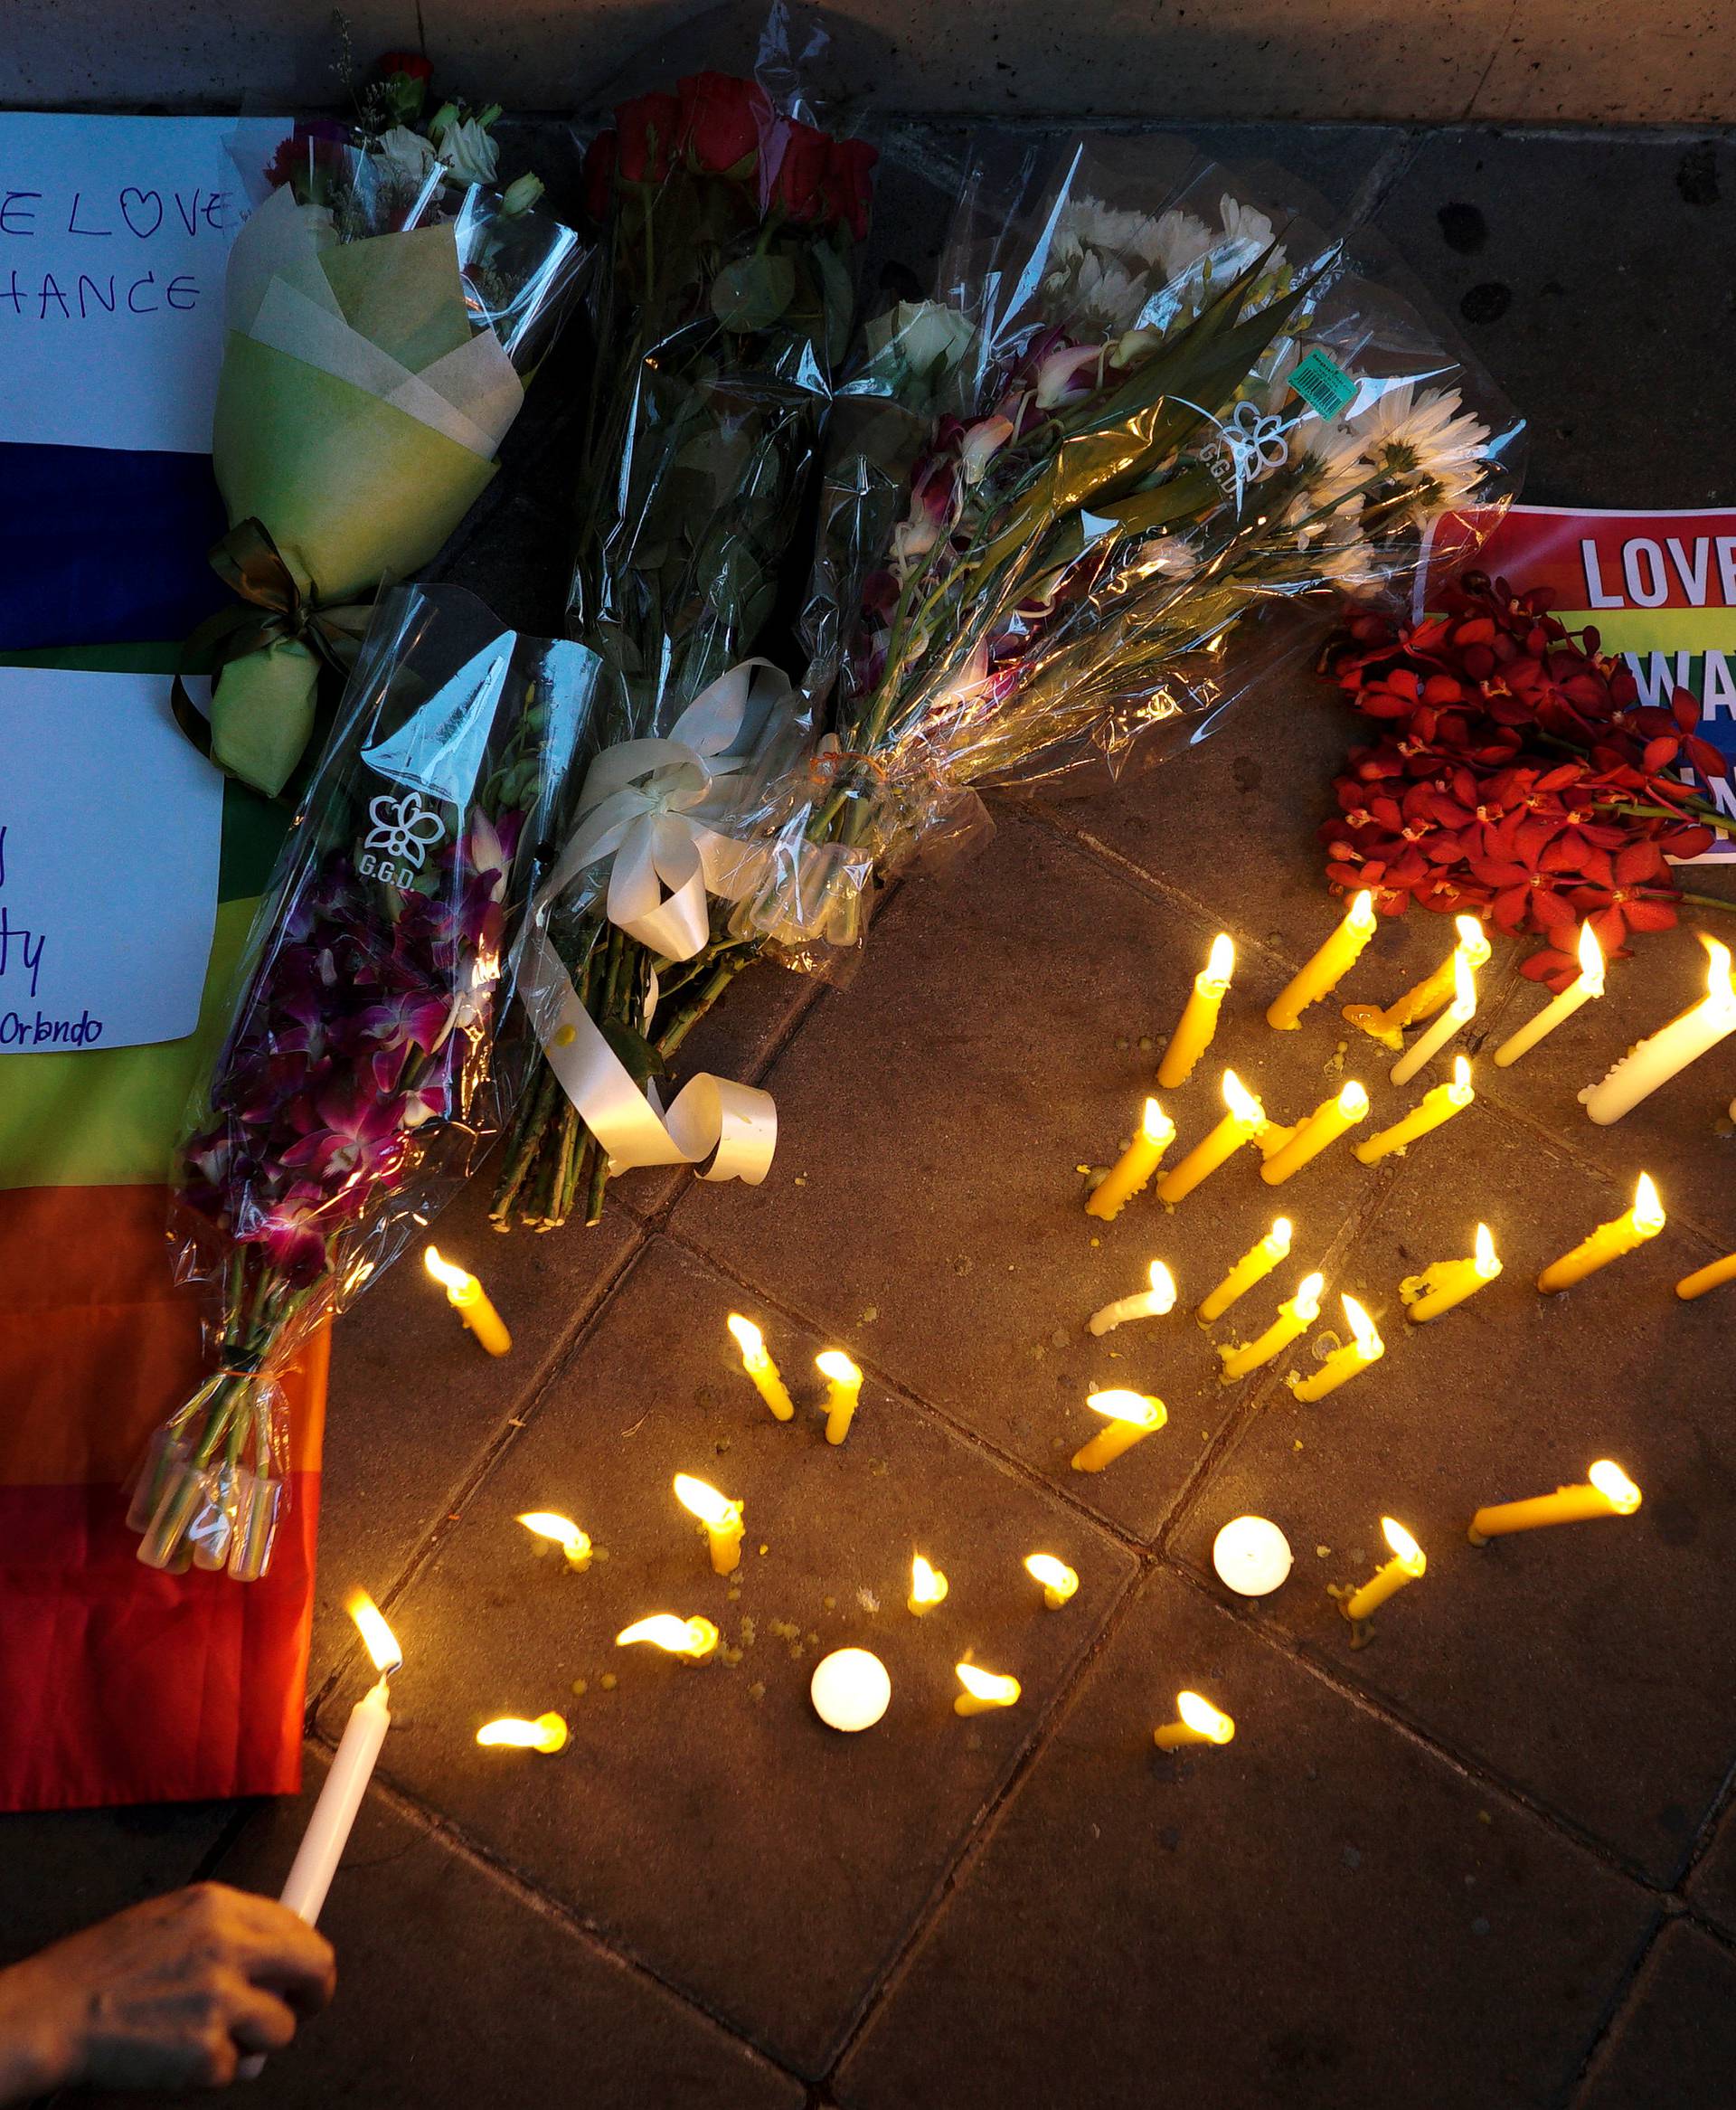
left=1152, top=208, right=1213, bottom=284
left=1352, top=383, right=1492, bottom=512
left=1285, top=417, right=1368, bottom=537
left=1215, top=194, right=1284, bottom=279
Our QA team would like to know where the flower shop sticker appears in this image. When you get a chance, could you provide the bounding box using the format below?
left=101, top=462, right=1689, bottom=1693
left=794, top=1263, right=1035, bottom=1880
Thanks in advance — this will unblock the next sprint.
left=1288, top=346, right=1358, bottom=421
left=0, top=666, right=222, bottom=1051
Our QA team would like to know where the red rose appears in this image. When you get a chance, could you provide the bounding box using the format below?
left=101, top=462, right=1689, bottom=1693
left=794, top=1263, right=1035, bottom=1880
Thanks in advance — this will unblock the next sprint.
left=615, top=91, right=682, bottom=185
left=677, top=71, right=769, bottom=175
left=823, top=136, right=878, bottom=241
left=375, top=48, right=433, bottom=82
left=582, top=128, right=618, bottom=222
left=767, top=118, right=833, bottom=223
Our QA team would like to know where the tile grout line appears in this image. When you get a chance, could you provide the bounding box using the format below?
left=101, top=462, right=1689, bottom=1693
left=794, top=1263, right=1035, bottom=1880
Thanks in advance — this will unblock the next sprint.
left=1560, top=1910, right=1673, bottom=2110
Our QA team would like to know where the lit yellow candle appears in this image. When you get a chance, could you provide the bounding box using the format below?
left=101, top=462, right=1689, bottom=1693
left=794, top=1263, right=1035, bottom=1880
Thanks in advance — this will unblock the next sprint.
left=1390, top=948, right=1477, bottom=1088
left=1468, top=1459, right=1641, bottom=1545
left=1152, top=1689, right=1235, bottom=1750
left=908, top=1555, right=948, bottom=1616
left=1537, top=1173, right=1665, bottom=1292
left=1157, top=933, right=1235, bottom=1089
left=1024, top=1553, right=1079, bottom=1610
left=1340, top=1517, right=1426, bottom=1625
left=726, top=1313, right=794, bottom=1422
left=953, top=1662, right=1021, bottom=1716
left=515, top=1510, right=592, bottom=1571
left=1218, top=1271, right=1324, bottom=1380
left=476, top=1712, right=568, bottom=1754
left=1493, top=923, right=1604, bottom=1067
left=1070, top=1388, right=1166, bottom=1473
left=1260, top=1082, right=1369, bottom=1186
left=1196, top=1218, right=1292, bottom=1323
left=616, top=1614, right=720, bottom=1661
left=1155, top=1072, right=1265, bottom=1205
left=1344, top=916, right=1491, bottom=1051
left=816, top=1350, right=863, bottom=1445
left=1401, top=1223, right=1501, bottom=1323
left=673, top=1474, right=744, bottom=1575
left=1086, top=1097, right=1176, bottom=1220
left=1677, top=1251, right=1736, bottom=1301
left=423, top=1244, right=512, bottom=1356
left=1354, top=1055, right=1474, bottom=1163
left=1287, top=1294, right=1383, bottom=1401
left=1582, top=937, right=1736, bottom=1122
left=1267, top=890, right=1377, bottom=1031
left=1087, top=1261, right=1177, bottom=1336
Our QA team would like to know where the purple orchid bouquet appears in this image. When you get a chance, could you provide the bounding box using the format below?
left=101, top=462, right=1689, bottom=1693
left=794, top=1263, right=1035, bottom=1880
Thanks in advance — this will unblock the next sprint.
left=127, top=585, right=594, bottom=1581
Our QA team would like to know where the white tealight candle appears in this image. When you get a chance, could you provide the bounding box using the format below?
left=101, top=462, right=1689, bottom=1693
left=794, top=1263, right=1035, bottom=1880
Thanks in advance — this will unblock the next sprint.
left=810, top=1648, right=892, bottom=1732
left=1212, top=1515, right=1293, bottom=1597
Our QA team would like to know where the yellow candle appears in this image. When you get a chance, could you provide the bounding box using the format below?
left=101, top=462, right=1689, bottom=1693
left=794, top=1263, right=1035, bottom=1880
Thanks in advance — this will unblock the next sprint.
left=1354, top=1055, right=1474, bottom=1163
left=1155, top=1072, right=1265, bottom=1205
left=1389, top=948, right=1477, bottom=1088
left=1070, top=1389, right=1166, bottom=1473
left=476, top=1712, right=568, bottom=1754
left=1582, top=937, right=1736, bottom=1122
left=1340, top=1517, right=1426, bottom=1624
left=1401, top=1223, right=1501, bottom=1322
left=515, top=1510, right=592, bottom=1572
left=816, top=1350, right=863, bottom=1445
left=1287, top=1294, right=1383, bottom=1401
left=1196, top=1218, right=1292, bottom=1323
left=1024, top=1553, right=1079, bottom=1610
left=1344, top=916, right=1491, bottom=1051
left=673, top=1473, right=744, bottom=1575
left=1218, top=1271, right=1324, bottom=1380
left=424, top=1244, right=512, bottom=1356
left=953, top=1662, right=1021, bottom=1716
left=1087, top=1261, right=1177, bottom=1336
left=1468, top=1459, right=1641, bottom=1544
left=616, top=1614, right=720, bottom=1661
left=1086, top=1097, right=1176, bottom=1220
left=1260, top=1082, right=1369, bottom=1185
left=908, top=1555, right=948, bottom=1616
left=1493, top=923, right=1604, bottom=1067
left=1152, top=1689, right=1235, bottom=1750
left=1157, top=933, right=1234, bottom=1088
left=1537, top=1173, right=1665, bottom=1292
left=726, top=1313, right=794, bottom=1421
left=1267, top=890, right=1377, bottom=1030
left=1677, top=1251, right=1736, bottom=1301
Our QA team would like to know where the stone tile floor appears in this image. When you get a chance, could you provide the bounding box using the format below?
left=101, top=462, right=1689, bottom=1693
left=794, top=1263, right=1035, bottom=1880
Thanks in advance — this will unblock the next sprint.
left=10, top=119, right=1736, bottom=2110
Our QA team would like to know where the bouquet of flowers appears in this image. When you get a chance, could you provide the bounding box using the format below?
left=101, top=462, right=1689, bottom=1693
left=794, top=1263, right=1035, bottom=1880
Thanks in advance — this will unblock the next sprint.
left=177, top=91, right=588, bottom=799
left=490, top=50, right=877, bottom=1231
left=1320, top=570, right=1731, bottom=987
left=127, top=586, right=594, bottom=1580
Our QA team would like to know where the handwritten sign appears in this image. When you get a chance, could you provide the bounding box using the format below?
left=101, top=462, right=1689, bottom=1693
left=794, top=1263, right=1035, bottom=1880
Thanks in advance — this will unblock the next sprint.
left=0, top=114, right=285, bottom=454
left=0, top=667, right=222, bottom=1051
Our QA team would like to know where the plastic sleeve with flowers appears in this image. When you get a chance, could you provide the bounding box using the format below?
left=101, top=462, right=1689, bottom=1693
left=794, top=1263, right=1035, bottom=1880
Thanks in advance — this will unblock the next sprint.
left=129, top=585, right=597, bottom=1581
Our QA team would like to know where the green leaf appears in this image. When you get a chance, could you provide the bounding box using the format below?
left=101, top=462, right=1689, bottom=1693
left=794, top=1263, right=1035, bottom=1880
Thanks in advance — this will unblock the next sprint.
left=710, top=254, right=797, bottom=334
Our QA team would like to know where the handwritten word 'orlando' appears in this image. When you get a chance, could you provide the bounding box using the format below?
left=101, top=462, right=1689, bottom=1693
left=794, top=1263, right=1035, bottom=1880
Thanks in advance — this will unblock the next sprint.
left=0, top=184, right=234, bottom=322
left=0, top=823, right=102, bottom=1047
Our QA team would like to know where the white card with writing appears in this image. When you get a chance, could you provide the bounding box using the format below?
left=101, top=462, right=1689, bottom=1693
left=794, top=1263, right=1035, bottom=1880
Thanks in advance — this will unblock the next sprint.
left=0, top=667, right=223, bottom=1051
left=0, top=113, right=286, bottom=454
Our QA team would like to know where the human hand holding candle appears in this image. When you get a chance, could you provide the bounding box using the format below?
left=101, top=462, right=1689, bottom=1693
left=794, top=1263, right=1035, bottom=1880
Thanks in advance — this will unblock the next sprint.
left=1156, top=1072, right=1264, bottom=1205
left=1196, top=1218, right=1291, bottom=1323
left=1157, top=933, right=1234, bottom=1088
left=1344, top=916, right=1491, bottom=1050
left=816, top=1350, right=863, bottom=1444
left=617, top=1613, right=720, bottom=1661
left=1218, top=1271, right=1324, bottom=1380
left=516, top=1510, right=592, bottom=1570
left=1153, top=1689, right=1235, bottom=1750
left=1287, top=1295, right=1382, bottom=1401
left=1267, top=890, right=1376, bottom=1030
left=1260, top=1082, right=1369, bottom=1185
left=1354, top=1055, right=1474, bottom=1163
left=726, top=1313, right=793, bottom=1422
left=1401, top=1223, right=1501, bottom=1322
left=1390, top=949, right=1477, bottom=1088
left=1537, top=1173, right=1665, bottom=1292
left=476, top=1712, right=568, bottom=1753
left=423, top=1245, right=512, bottom=1356
left=1468, top=1459, right=1641, bottom=1544
left=1493, top=924, right=1604, bottom=1067
left=1339, top=1518, right=1425, bottom=1631
left=954, top=1662, right=1021, bottom=1717
left=673, top=1474, right=744, bottom=1575
left=1070, top=1389, right=1166, bottom=1472
left=1086, top=1098, right=1175, bottom=1220
left=1024, top=1554, right=1079, bottom=1610
left=1088, top=1261, right=1177, bottom=1336
left=908, top=1555, right=948, bottom=1615
left=1582, top=937, right=1736, bottom=1121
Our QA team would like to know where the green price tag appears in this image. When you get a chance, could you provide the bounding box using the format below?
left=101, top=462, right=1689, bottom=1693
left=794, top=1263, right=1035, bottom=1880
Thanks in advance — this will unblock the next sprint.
left=1288, top=347, right=1357, bottom=421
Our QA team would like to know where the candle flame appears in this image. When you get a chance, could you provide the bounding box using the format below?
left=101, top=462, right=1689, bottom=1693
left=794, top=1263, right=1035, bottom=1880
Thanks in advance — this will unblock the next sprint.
left=1337, top=1081, right=1370, bottom=1119
left=422, top=1244, right=471, bottom=1294
left=1703, top=936, right=1734, bottom=1009
left=1203, top=932, right=1235, bottom=988
left=1451, top=1054, right=1472, bottom=1094
left=910, top=1555, right=948, bottom=1607
left=1175, top=1690, right=1236, bottom=1743
left=1453, top=914, right=1492, bottom=967
left=617, top=1614, right=719, bottom=1659
left=955, top=1662, right=1021, bottom=1705
left=1139, top=1096, right=1174, bottom=1144
left=1292, top=1271, right=1326, bottom=1321
left=1451, top=946, right=1477, bottom=1014
left=726, top=1312, right=765, bottom=1359
left=1381, top=1518, right=1426, bottom=1573
left=1342, top=1295, right=1382, bottom=1358
left=673, top=1474, right=740, bottom=1528
left=1633, top=1173, right=1665, bottom=1234
left=1086, top=1387, right=1166, bottom=1430
left=476, top=1712, right=567, bottom=1753
left=345, top=1590, right=402, bottom=1676
left=1578, top=922, right=1605, bottom=990
left=1024, top=1553, right=1078, bottom=1596
left=1474, top=1222, right=1498, bottom=1274
left=516, top=1511, right=589, bottom=1556
left=1222, top=1070, right=1263, bottom=1125
left=1269, top=1217, right=1293, bottom=1254
left=816, top=1349, right=862, bottom=1386
left=1145, top=1261, right=1178, bottom=1308
left=1588, top=1460, right=1643, bottom=1513
left=1347, top=888, right=1377, bottom=933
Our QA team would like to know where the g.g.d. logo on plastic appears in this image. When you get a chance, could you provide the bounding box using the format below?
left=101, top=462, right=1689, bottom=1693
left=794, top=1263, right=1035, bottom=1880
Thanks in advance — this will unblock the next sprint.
left=363, top=789, right=446, bottom=869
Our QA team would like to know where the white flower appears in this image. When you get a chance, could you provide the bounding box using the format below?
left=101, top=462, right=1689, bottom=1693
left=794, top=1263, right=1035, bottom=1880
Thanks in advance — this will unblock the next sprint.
left=1353, top=383, right=1492, bottom=512
left=1142, top=535, right=1199, bottom=582
left=863, top=298, right=977, bottom=380
left=375, top=126, right=438, bottom=186
left=1216, top=194, right=1281, bottom=277
left=1055, top=196, right=1168, bottom=268
left=501, top=172, right=544, bottom=216
left=1034, top=342, right=1103, bottom=408
left=959, top=414, right=1015, bottom=485
left=1285, top=417, right=1367, bottom=539
left=892, top=513, right=943, bottom=572
left=429, top=106, right=499, bottom=185
left=1152, top=208, right=1213, bottom=283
